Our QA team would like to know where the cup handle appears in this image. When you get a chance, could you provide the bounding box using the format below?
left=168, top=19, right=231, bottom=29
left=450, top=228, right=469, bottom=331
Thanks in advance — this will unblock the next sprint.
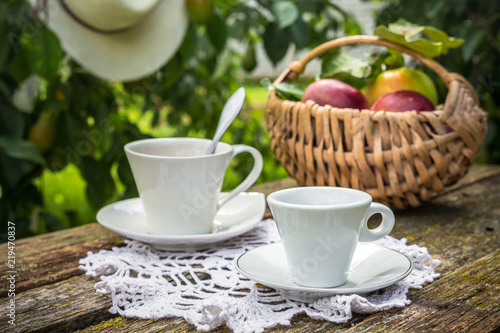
left=218, top=144, right=263, bottom=208
left=359, top=202, right=395, bottom=242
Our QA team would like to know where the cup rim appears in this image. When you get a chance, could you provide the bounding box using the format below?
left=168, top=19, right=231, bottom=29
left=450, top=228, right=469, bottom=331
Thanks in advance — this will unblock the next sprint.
left=124, top=137, right=232, bottom=159
left=267, top=186, right=372, bottom=210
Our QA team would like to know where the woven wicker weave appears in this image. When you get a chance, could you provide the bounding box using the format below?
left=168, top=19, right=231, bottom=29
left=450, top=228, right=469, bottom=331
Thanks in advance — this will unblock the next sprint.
left=265, top=36, right=488, bottom=209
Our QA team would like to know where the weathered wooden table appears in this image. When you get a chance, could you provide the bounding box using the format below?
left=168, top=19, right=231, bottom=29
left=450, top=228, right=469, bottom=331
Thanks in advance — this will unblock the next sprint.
left=1, top=164, right=499, bottom=332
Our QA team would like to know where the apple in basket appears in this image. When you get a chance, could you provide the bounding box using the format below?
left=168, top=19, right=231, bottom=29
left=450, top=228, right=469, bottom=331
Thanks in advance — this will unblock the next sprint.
left=370, top=90, right=435, bottom=112
left=364, top=68, right=438, bottom=106
left=302, top=79, right=370, bottom=110
left=371, top=90, right=453, bottom=133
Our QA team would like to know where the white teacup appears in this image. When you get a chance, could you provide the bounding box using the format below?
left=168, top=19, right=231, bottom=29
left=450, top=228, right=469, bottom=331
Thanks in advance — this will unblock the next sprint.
left=125, top=138, right=263, bottom=235
left=267, top=186, right=395, bottom=288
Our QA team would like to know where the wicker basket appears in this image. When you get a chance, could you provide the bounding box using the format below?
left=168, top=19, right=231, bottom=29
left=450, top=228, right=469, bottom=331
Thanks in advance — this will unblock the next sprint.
left=265, top=35, right=488, bottom=209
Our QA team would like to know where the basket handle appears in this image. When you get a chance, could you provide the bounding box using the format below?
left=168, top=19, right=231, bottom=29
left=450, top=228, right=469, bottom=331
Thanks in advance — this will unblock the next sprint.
left=272, top=35, right=473, bottom=94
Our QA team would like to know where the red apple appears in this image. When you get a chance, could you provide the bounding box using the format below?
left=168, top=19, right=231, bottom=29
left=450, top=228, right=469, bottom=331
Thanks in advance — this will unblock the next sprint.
left=371, top=90, right=435, bottom=112
left=302, top=79, right=369, bottom=110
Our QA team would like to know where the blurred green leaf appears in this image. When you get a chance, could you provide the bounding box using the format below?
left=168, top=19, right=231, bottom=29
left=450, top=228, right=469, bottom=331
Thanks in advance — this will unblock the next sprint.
left=162, top=56, right=181, bottom=90
left=212, top=48, right=234, bottom=80
left=0, top=137, right=45, bottom=164
left=374, top=19, right=464, bottom=58
left=261, top=78, right=305, bottom=101
left=7, top=47, right=31, bottom=83
left=322, top=49, right=370, bottom=79
left=272, top=1, right=299, bottom=29
left=207, top=10, right=227, bottom=53
left=80, top=157, right=115, bottom=208
left=215, top=0, right=238, bottom=14
left=462, top=27, right=487, bottom=62
left=0, top=100, right=23, bottom=138
left=343, top=16, right=364, bottom=36
left=289, top=16, right=310, bottom=48
left=58, top=111, right=88, bottom=149
left=263, top=22, right=291, bottom=65
left=41, top=211, right=68, bottom=232
left=22, top=26, right=63, bottom=82
left=0, top=27, right=11, bottom=72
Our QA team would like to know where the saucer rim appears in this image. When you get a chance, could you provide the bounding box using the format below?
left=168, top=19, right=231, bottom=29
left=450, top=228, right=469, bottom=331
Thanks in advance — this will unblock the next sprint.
left=235, top=242, right=413, bottom=295
left=96, top=192, right=265, bottom=246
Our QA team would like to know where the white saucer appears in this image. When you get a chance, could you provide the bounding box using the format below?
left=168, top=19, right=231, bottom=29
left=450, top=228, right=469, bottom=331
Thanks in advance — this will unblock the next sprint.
left=97, top=192, right=265, bottom=251
left=236, top=242, right=413, bottom=303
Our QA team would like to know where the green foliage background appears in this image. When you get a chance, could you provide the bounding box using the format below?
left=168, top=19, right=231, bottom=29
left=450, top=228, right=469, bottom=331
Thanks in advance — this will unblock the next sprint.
left=0, top=0, right=364, bottom=241
left=1, top=0, right=498, bottom=241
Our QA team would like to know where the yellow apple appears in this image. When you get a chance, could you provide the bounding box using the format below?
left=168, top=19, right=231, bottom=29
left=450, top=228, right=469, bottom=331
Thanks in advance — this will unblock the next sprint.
left=364, top=68, right=438, bottom=106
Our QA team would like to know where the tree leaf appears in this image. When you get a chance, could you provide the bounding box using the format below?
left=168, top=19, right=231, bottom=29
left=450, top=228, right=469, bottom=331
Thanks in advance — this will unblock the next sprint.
left=289, top=16, right=310, bottom=49
left=343, top=16, right=364, bottom=36
left=0, top=27, right=11, bottom=72
left=214, top=0, right=238, bottom=15
left=6, top=47, right=31, bottom=84
left=261, top=78, right=304, bottom=101
left=374, top=19, right=464, bottom=58
left=374, top=25, right=442, bottom=58
left=0, top=137, right=45, bottom=164
left=0, top=100, right=24, bottom=138
left=321, top=49, right=370, bottom=79
left=59, top=111, right=88, bottom=149
left=41, top=211, right=68, bottom=232
left=272, top=1, right=299, bottom=29
left=22, top=26, right=63, bottom=82
left=206, top=10, right=227, bottom=53
left=421, top=26, right=465, bottom=54
left=462, top=27, right=487, bottom=62
left=80, top=157, right=115, bottom=208
left=212, top=48, right=234, bottom=80
left=263, top=23, right=291, bottom=65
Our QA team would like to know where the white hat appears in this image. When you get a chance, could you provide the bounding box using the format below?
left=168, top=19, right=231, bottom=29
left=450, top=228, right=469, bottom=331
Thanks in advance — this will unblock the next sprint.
left=29, top=0, right=188, bottom=82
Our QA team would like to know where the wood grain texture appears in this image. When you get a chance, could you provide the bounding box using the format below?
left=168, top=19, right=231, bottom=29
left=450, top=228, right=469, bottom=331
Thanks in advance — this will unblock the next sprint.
left=0, top=275, right=114, bottom=333
left=1, top=165, right=498, bottom=332
left=0, top=223, right=124, bottom=297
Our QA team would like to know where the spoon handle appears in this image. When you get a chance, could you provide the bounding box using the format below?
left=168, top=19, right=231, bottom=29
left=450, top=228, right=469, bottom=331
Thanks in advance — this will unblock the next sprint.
left=206, top=88, right=245, bottom=155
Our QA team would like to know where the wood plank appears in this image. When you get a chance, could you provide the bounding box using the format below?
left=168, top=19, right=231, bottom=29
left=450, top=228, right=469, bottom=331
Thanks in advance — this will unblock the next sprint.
left=0, top=223, right=124, bottom=297
left=0, top=275, right=115, bottom=333
left=342, top=251, right=500, bottom=332
left=2, top=265, right=357, bottom=333
left=416, top=251, right=499, bottom=314
left=71, top=307, right=366, bottom=332
left=29, top=252, right=499, bottom=333
left=390, top=171, right=500, bottom=276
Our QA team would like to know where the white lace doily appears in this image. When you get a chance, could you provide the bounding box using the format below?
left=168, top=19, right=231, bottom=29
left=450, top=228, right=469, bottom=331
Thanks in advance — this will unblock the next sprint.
left=79, top=220, right=441, bottom=333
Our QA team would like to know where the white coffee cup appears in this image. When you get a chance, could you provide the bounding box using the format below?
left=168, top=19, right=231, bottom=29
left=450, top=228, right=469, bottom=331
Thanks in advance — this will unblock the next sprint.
left=267, top=186, right=395, bottom=288
left=125, top=138, right=263, bottom=235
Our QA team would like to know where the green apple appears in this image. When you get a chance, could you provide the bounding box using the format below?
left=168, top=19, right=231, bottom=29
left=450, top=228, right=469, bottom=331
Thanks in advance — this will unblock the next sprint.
left=364, top=68, right=438, bottom=106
